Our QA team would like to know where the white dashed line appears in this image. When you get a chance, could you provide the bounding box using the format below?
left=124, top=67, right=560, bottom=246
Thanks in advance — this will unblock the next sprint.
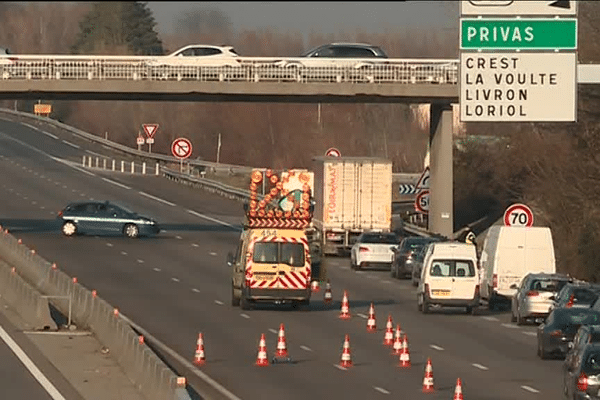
left=106, top=243, right=113, bottom=247
left=40, top=206, right=45, bottom=210
left=381, top=280, right=392, bottom=284
left=175, top=235, right=182, bottom=240
left=192, top=288, right=200, bottom=293
left=80, top=193, right=85, bottom=197
left=268, top=328, right=278, bottom=334
left=62, top=140, right=80, bottom=149
left=373, top=387, right=390, bottom=395
left=366, top=275, right=376, bottom=279
left=430, top=344, right=444, bottom=351
left=120, top=251, right=127, bottom=256
left=214, top=300, right=224, bottom=306
left=501, top=323, right=519, bottom=329
left=49, top=211, right=54, bottom=215
left=355, top=271, right=365, bottom=274
left=153, top=268, right=161, bottom=272
left=31, top=201, right=36, bottom=205
left=138, top=191, right=175, bottom=206
left=472, top=363, right=489, bottom=371
left=334, top=364, right=347, bottom=371
left=240, top=313, right=250, bottom=319
left=340, top=267, right=350, bottom=270
left=136, top=259, right=144, bottom=264
left=521, top=386, right=540, bottom=394
left=102, top=178, right=131, bottom=190
left=192, top=243, right=199, bottom=247
left=357, top=313, right=368, bottom=319
left=482, top=316, right=499, bottom=322
left=41, top=131, right=58, bottom=140
left=209, top=252, right=217, bottom=256
left=522, top=331, right=537, bottom=337
left=186, top=209, right=238, bottom=229
left=71, top=189, right=76, bottom=192
left=300, top=345, right=312, bottom=352
left=171, top=278, right=180, bottom=282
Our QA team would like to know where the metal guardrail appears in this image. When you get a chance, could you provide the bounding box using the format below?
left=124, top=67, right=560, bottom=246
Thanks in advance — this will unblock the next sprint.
left=0, top=55, right=459, bottom=84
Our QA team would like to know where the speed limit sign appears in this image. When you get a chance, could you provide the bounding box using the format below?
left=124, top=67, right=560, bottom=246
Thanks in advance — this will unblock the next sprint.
left=503, top=203, right=534, bottom=227
left=414, top=190, right=429, bottom=214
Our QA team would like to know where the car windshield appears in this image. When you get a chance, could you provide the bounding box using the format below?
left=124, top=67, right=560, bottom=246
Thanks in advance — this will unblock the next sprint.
left=361, top=233, right=397, bottom=244
left=252, top=242, right=305, bottom=267
left=530, top=279, right=569, bottom=292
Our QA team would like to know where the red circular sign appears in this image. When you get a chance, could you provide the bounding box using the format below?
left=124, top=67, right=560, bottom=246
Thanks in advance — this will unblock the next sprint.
left=325, top=147, right=341, bottom=157
left=171, top=138, right=193, bottom=159
left=503, top=203, right=534, bottom=227
left=414, top=190, right=429, bottom=214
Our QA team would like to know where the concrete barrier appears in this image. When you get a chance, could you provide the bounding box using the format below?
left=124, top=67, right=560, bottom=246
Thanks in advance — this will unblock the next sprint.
left=0, top=260, right=56, bottom=330
left=0, top=228, right=190, bottom=400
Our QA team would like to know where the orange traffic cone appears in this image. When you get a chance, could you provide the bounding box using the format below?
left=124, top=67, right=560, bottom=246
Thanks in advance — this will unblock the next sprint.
left=274, top=323, right=289, bottom=358
left=339, top=334, right=353, bottom=368
left=422, top=357, right=435, bottom=393
left=324, top=280, right=333, bottom=303
left=255, top=333, right=269, bottom=366
left=311, top=280, right=320, bottom=293
left=383, top=315, right=394, bottom=346
left=366, top=303, right=377, bottom=332
left=453, top=378, right=464, bottom=400
left=566, top=294, right=575, bottom=308
left=193, top=333, right=206, bottom=365
left=398, top=334, right=411, bottom=368
left=392, top=325, right=403, bottom=355
left=339, top=291, right=351, bottom=319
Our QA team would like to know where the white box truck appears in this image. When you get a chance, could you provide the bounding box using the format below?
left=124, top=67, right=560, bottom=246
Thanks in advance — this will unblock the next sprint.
left=312, top=157, right=392, bottom=256
left=479, top=225, right=556, bottom=310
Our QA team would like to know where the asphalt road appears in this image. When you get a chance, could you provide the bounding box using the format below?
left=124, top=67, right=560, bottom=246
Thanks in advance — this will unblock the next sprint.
left=0, top=118, right=566, bottom=400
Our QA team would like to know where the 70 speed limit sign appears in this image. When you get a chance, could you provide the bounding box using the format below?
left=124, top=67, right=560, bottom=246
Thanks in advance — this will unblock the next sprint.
left=503, top=203, right=534, bottom=227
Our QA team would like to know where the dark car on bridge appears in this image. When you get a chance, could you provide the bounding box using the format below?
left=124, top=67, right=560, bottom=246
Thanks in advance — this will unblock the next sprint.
left=57, top=200, right=160, bottom=238
left=537, top=307, right=600, bottom=359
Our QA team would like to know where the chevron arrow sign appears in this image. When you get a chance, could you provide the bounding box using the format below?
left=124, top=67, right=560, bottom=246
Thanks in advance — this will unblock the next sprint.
left=398, top=184, right=417, bottom=195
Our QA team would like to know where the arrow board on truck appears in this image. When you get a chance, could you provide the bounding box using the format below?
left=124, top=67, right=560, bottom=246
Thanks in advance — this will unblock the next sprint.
left=415, top=167, right=430, bottom=191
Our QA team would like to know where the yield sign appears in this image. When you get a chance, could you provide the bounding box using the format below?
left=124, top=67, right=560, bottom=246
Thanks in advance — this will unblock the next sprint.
left=142, top=124, right=159, bottom=138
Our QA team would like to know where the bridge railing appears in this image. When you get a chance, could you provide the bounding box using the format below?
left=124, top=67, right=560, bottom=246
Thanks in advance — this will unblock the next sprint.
left=0, top=55, right=459, bottom=84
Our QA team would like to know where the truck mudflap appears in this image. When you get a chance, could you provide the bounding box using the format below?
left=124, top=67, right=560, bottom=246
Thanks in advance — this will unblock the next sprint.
left=247, top=288, right=311, bottom=302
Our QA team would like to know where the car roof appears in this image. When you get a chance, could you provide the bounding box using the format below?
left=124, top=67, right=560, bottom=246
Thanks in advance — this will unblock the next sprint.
left=526, top=273, right=571, bottom=280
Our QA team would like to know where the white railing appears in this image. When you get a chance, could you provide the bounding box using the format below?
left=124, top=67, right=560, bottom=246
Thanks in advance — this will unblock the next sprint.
left=0, top=55, right=459, bottom=84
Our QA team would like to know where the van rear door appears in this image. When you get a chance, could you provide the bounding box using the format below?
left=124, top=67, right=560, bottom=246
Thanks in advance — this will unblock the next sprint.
left=452, top=260, right=478, bottom=300
left=277, top=238, right=310, bottom=290
left=428, top=260, right=453, bottom=299
left=497, top=228, right=527, bottom=296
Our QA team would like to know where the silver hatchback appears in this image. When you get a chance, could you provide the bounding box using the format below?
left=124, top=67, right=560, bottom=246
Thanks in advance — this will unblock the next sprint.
left=511, top=272, right=572, bottom=325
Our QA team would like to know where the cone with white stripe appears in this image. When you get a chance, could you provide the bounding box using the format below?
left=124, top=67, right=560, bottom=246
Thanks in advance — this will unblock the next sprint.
left=193, top=333, right=206, bottom=365
left=383, top=314, right=394, bottom=346
left=422, top=357, right=434, bottom=393
left=255, top=333, right=269, bottom=366
left=311, top=280, right=320, bottom=293
left=274, top=323, right=289, bottom=358
left=339, top=334, right=353, bottom=368
left=324, top=280, right=333, bottom=303
left=366, top=302, right=377, bottom=332
left=453, top=378, right=464, bottom=400
left=398, top=334, right=411, bottom=368
left=392, top=325, right=403, bottom=355
left=339, top=290, right=351, bottom=319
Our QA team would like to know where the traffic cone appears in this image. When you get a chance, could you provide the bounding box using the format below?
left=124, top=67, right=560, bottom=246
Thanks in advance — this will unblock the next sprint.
left=324, top=280, right=333, bottom=303
left=339, top=290, right=351, bottom=319
left=383, top=315, right=394, bottom=346
left=566, top=294, right=575, bottom=308
left=274, top=323, right=289, bottom=358
left=339, top=334, right=352, bottom=368
left=311, top=280, right=320, bottom=293
left=422, top=357, right=435, bottom=393
left=255, top=333, right=269, bottom=366
left=366, top=303, right=377, bottom=332
left=392, top=325, right=403, bottom=355
left=398, top=334, right=411, bottom=368
left=193, top=333, right=206, bottom=365
left=453, top=378, right=464, bottom=400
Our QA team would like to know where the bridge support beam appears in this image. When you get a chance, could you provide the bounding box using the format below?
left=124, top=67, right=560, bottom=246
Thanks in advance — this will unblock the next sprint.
left=428, top=103, right=453, bottom=238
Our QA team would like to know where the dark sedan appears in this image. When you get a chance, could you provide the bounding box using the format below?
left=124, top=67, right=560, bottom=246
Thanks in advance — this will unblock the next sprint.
left=564, top=343, right=600, bottom=400
left=550, top=283, right=600, bottom=312
left=537, top=307, right=600, bottom=359
left=391, top=236, right=441, bottom=279
left=58, top=201, right=160, bottom=238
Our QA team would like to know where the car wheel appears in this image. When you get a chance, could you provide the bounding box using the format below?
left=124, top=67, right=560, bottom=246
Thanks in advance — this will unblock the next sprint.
left=240, top=292, right=252, bottom=310
left=231, top=286, right=241, bottom=307
left=417, top=295, right=423, bottom=312
left=123, top=223, right=139, bottom=238
left=61, top=221, right=77, bottom=237
left=466, top=306, right=475, bottom=315
left=538, top=341, right=548, bottom=359
left=391, top=265, right=397, bottom=279
left=516, top=311, right=525, bottom=326
left=422, top=299, right=430, bottom=314
left=511, top=308, right=517, bottom=322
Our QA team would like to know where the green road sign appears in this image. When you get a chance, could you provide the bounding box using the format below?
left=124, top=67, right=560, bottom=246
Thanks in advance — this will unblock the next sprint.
left=460, top=18, right=577, bottom=50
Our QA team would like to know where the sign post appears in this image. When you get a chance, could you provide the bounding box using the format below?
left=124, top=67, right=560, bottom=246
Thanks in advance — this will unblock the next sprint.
left=459, top=0, right=578, bottom=123
left=136, top=134, right=144, bottom=151
left=142, top=124, right=159, bottom=154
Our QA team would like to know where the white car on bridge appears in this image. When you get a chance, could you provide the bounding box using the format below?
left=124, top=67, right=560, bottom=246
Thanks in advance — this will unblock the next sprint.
left=147, top=45, right=242, bottom=67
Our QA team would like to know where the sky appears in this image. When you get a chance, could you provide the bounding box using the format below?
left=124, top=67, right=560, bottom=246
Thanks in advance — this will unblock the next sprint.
left=147, top=2, right=458, bottom=38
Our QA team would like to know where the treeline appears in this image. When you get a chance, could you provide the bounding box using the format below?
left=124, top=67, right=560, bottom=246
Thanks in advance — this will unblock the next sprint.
left=2, top=2, right=600, bottom=279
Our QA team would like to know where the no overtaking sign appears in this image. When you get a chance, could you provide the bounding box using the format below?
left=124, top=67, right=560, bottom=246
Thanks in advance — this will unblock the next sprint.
left=171, top=138, right=193, bottom=160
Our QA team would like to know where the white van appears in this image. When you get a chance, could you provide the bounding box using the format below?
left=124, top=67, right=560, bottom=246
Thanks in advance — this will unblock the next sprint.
left=417, top=242, right=480, bottom=315
left=479, top=226, right=556, bottom=310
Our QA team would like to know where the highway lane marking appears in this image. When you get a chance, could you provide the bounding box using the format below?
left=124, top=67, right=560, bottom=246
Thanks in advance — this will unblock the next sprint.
left=429, top=344, right=444, bottom=351
left=119, top=313, right=242, bottom=400
left=171, top=278, right=180, bottom=282
left=240, top=313, right=250, bottom=319
left=61, top=140, right=80, bottom=149
left=175, top=235, right=182, bottom=240
left=340, top=266, right=350, bottom=270
left=153, top=268, right=161, bottom=272
left=40, top=206, right=45, bottom=209
left=521, top=331, right=537, bottom=337
left=214, top=300, right=224, bottom=305
left=382, top=280, right=392, bottom=284
left=482, top=316, right=499, bottom=322
left=521, top=385, right=540, bottom=394
left=102, top=177, right=131, bottom=190
left=192, top=288, right=200, bottom=293
left=106, top=243, right=113, bottom=247
left=472, top=363, right=489, bottom=371
left=186, top=209, right=239, bottom=230
left=192, top=243, right=199, bottom=247
left=501, top=323, right=519, bottom=329
left=120, top=251, right=127, bottom=256
left=136, top=259, right=144, bottom=263
left=71, top=189, right=76, bottom=192
left=268, top=328, right=278, bottom=334
left=355, top=271, right=365, bottom=274
left=41, top=131, right=59, bottom=140
left=357, top=313, right=368, bottom=319
left=373, top=387, right=390, bottom=395
left=0, top=323, right=67, bottom=400
left=300, top=345, right=312, bottom=352
left=334, top=364, right=347, bottom=371
left=138, top=191, right=175, bottom=206
left=209, top=252, right=217, bottom=256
